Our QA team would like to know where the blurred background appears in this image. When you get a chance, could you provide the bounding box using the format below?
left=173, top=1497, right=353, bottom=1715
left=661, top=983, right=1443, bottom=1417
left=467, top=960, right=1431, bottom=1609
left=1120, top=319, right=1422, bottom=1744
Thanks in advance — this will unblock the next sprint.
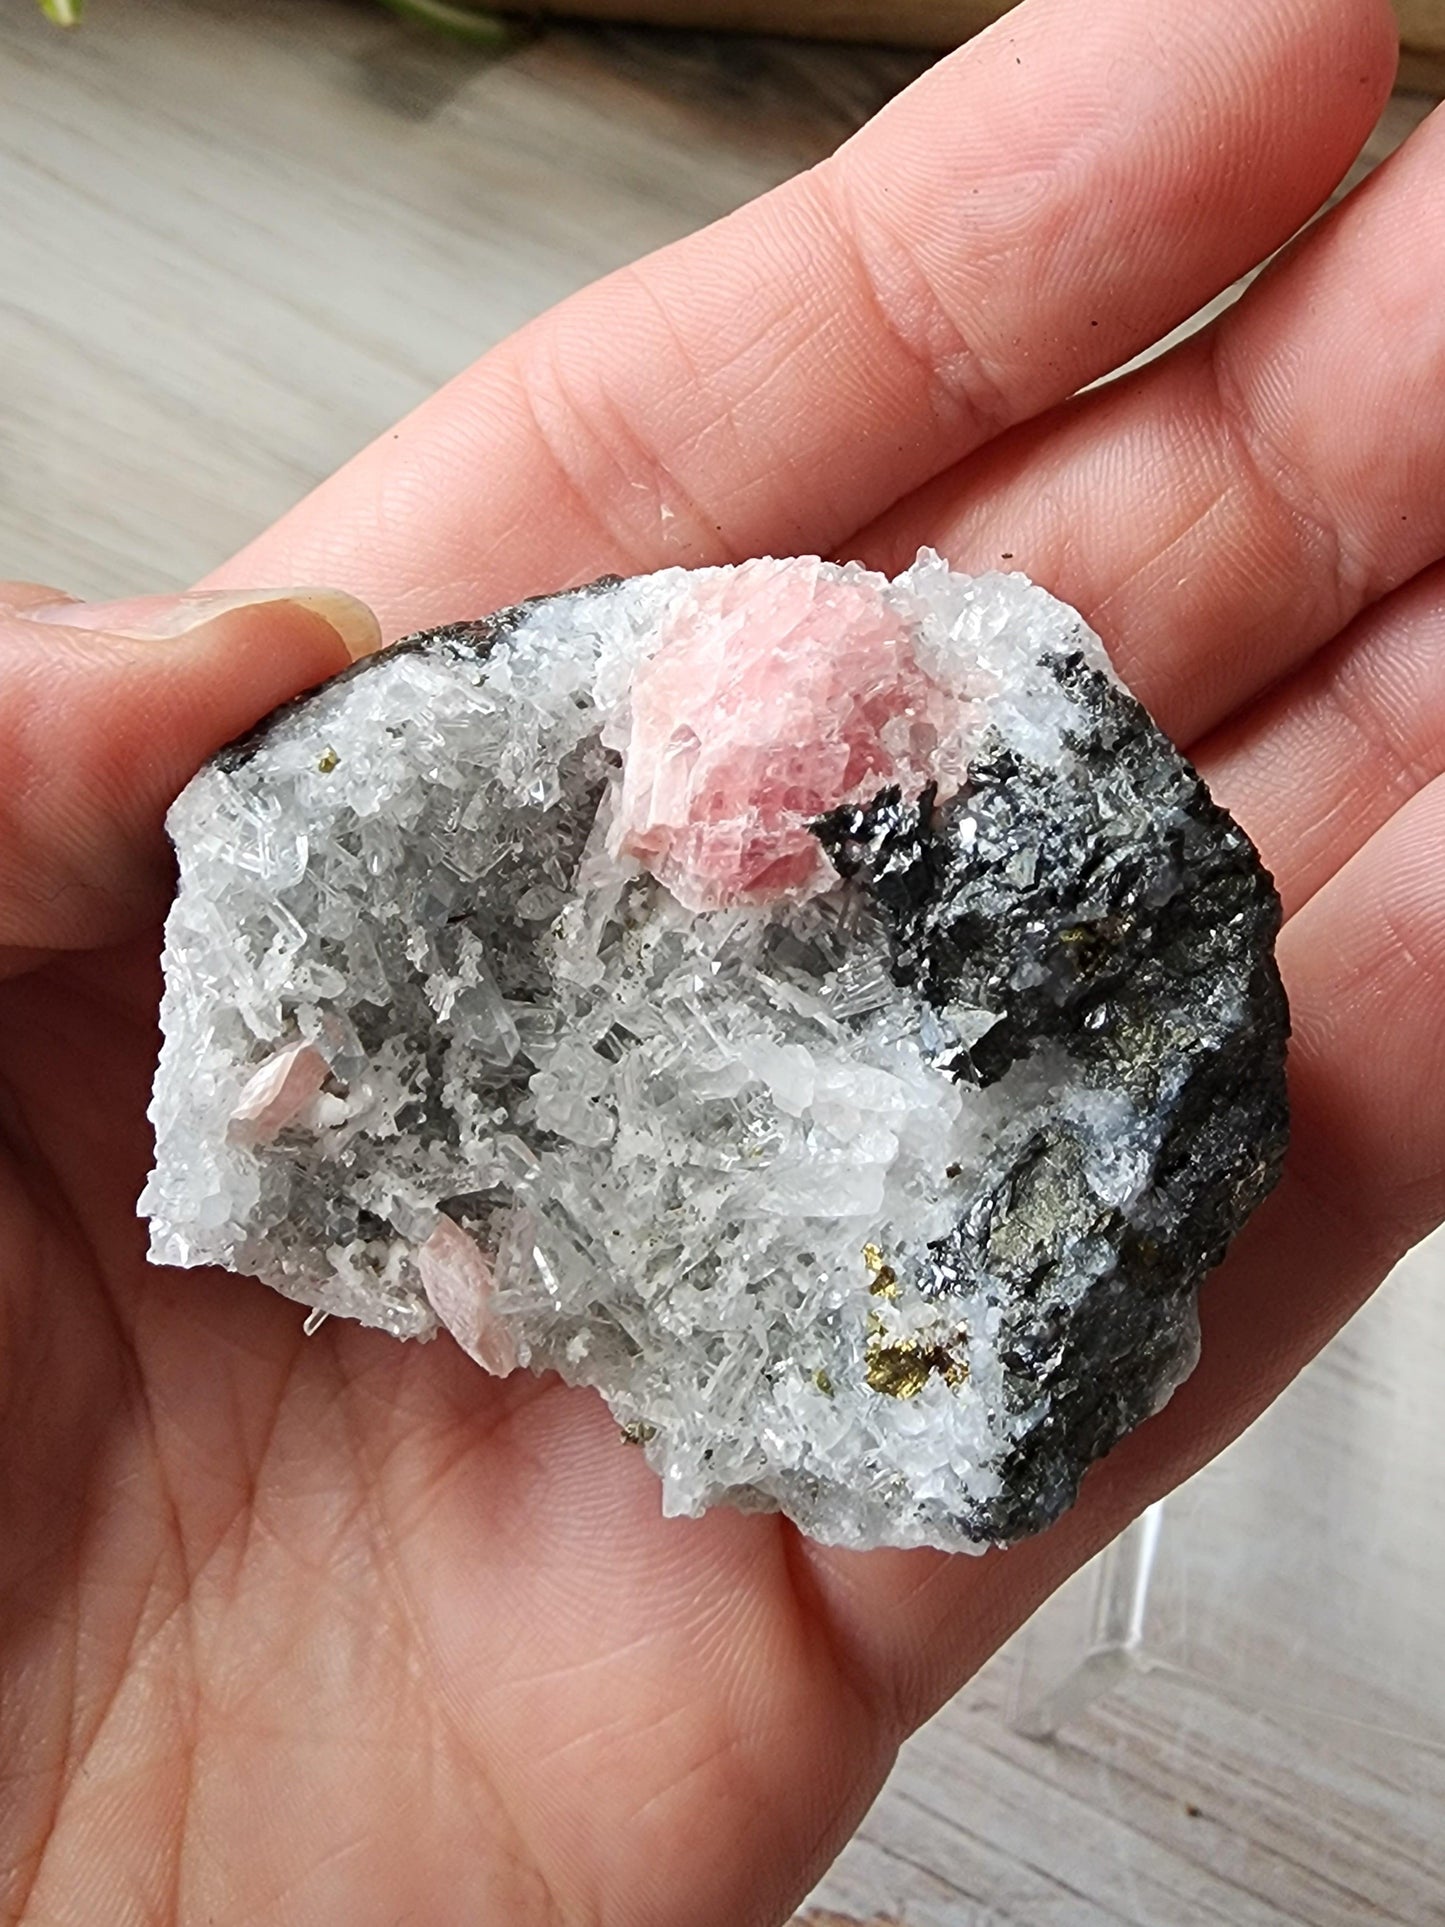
left=1, top=4, right=1441, bottom=1921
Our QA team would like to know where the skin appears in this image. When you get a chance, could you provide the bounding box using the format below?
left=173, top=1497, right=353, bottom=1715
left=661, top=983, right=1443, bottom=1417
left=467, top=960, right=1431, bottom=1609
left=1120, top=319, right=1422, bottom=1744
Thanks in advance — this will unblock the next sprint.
left=2, top=0, right=1443, bottom=1919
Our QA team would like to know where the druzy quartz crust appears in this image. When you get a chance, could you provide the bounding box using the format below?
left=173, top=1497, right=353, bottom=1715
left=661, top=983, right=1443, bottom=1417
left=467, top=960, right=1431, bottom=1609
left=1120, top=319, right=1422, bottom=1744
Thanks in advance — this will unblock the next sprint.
left=142, top=553, right=1289, bottom=1551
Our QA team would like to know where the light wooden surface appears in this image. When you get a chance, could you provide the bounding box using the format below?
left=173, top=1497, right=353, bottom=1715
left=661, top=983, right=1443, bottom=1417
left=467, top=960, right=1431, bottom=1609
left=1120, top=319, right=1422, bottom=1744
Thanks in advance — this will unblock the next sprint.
left=0, top=6, right=1440, bottom=1923
left=0, top=0, right=924, bottom=597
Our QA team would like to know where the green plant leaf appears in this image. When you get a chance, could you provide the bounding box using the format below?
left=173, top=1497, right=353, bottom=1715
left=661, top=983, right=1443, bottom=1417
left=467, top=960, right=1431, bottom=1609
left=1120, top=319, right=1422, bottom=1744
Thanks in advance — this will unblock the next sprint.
left=374, top=0, right=512, bottom=43
left=38, top=0, right=515, bottom=39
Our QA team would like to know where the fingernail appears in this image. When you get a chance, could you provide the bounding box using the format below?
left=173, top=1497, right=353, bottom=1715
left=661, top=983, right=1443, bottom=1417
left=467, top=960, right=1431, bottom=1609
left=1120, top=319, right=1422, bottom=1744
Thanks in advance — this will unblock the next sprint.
left=28, top=587, right=383, bottom=661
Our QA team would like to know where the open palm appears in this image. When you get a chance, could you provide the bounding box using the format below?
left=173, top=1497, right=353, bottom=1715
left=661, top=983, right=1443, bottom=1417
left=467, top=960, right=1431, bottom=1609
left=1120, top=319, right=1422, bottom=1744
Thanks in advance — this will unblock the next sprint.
left=5, top=1, right=1444, bottom=1921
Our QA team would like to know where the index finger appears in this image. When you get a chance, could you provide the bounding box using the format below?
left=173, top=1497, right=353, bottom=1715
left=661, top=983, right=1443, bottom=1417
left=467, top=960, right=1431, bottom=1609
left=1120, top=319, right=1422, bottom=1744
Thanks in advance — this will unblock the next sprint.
left=210, top=0, right=1397, bottom=634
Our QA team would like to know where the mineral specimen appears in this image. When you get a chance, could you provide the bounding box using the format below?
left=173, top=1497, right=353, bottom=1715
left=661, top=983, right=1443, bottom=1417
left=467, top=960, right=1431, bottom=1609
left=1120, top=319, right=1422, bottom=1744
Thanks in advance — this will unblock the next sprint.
left=141, top=552, right=1289, bottom=1550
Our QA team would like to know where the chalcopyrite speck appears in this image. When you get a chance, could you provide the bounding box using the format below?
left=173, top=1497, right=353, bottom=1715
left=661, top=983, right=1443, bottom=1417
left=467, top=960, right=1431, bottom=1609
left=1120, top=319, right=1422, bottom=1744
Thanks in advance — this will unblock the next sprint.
left=142, top=552, right=1289, bottom=1550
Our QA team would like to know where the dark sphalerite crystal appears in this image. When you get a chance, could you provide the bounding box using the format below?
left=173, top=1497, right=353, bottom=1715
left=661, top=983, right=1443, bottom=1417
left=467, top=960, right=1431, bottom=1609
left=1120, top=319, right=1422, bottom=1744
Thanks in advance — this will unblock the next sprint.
left=815, top=653, right=1287, bottom=1540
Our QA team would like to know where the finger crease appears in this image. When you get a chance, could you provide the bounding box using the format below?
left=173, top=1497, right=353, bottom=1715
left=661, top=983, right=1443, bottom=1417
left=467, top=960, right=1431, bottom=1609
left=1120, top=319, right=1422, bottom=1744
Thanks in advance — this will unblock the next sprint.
left=511, top=323, right=725, bottom=574
left=809, top=163, right=1015, bottom=452
left=1206, top=332, right=1368, bottom=631
left=1319, top=666, right=1439, bottom=806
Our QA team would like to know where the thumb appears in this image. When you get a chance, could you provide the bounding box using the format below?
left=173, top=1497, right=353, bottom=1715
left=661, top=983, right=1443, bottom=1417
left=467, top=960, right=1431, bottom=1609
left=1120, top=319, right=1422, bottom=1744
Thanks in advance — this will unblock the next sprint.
left=0, top=582, right=381, bottom=958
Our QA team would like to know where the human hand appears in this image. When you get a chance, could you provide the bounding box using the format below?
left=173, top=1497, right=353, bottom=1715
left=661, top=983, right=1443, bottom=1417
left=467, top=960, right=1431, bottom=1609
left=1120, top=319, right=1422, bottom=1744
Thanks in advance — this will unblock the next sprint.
left=4, top=0, right=1440, bottom=1920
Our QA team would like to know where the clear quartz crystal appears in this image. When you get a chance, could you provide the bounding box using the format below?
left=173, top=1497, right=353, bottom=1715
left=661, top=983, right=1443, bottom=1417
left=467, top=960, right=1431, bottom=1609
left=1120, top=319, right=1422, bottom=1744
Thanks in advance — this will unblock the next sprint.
left=142, top=552, right=1287, bottom=1550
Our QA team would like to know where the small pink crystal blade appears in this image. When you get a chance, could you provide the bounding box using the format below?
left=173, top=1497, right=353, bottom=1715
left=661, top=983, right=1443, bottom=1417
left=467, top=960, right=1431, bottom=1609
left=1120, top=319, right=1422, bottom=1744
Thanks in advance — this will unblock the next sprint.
left=418, top=1215, right=518, bottom=1376
left=227, top=1043, right=329, bottom=1146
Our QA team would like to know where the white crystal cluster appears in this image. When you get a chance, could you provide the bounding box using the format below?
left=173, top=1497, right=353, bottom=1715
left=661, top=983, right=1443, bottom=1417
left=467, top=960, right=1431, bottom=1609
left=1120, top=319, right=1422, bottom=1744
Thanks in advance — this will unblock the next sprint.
left=143, top=553, right=1256, bottom=1550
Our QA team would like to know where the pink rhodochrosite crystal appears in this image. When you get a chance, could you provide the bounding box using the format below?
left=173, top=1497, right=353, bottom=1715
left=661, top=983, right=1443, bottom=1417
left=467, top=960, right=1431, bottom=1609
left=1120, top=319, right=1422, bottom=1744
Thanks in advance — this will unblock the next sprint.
left=417, top=1215, right=518, bottom=1377
left=615, top=557, right=960, bottom=911
left=227, top=1041, right=329, bottom=1146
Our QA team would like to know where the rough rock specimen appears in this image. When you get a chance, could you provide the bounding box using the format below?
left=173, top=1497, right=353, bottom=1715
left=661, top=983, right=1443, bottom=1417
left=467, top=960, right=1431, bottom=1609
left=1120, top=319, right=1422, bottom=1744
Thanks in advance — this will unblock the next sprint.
left=142, top=552, right=1289, bottom=1550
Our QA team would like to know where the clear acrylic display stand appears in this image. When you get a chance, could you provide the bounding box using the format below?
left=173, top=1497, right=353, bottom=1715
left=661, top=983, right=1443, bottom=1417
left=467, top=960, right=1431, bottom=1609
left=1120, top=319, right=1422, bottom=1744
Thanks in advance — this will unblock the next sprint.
left=1004, top=1231, right=1445, bottom=1856
left=1007, top=1501, right=1166, bottom=1741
